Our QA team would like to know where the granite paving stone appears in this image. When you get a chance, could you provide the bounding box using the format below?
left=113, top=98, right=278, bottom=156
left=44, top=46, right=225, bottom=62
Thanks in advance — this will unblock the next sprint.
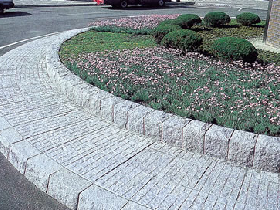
left=0, top=127, right=23, bottom=158
left=25, top=153, right=63, bottom=192
left=144, top=110, right=172, bottom=140
left=113, top=100, right=140, bottom=129
left=253, top=134, right=280, bottom=173
left=162, top=116, right=191, bottom=149
left=183, top=120, right=212, bottom=154
left=205, top=125, right=234, bottom=159
left=228, top=130, right=258, bottom=167
left=47, top=168, right=92, bottom=209
left=0, top=116, right=11, bottom=131
left=77, top=184, right=128, bottom=210
left=122, top=201, right=151, bottom=210
left=8, top=140, right=41, bottom=174
left=127, top=105, right=154, bottom=135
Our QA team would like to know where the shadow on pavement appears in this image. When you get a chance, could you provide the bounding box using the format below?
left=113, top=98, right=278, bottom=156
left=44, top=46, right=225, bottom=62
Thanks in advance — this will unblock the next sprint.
left=105, top=3, right=196, bottom=10
left=0, top=11, right=32, bottom=18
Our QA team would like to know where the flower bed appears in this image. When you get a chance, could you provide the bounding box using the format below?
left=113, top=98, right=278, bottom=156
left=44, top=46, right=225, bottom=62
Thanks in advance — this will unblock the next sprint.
left=89, top=15, right=180, bottom=29
left=60, top=15, right=280, bottom=136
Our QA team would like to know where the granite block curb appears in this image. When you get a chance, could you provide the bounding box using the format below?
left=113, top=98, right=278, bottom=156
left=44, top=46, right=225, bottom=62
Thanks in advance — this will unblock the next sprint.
left=0, top=125, right=89, bottom=209
left=77, top=184, right=128, bottom=210
left=47, top=168, right=92, bottom=209
left=45, top=28, right=280, bottom=174
left=0, top=125, right=136, bottom=210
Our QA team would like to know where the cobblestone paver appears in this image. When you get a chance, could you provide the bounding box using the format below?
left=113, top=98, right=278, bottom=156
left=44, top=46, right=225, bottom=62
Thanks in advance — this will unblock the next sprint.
left=0, top=31, right=279, bottom=210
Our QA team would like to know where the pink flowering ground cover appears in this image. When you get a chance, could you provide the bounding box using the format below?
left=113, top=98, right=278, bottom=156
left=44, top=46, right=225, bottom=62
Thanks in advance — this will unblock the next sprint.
left=60, top=15, right=280, bottom=136
left=89, top=15, right=179, bottom=29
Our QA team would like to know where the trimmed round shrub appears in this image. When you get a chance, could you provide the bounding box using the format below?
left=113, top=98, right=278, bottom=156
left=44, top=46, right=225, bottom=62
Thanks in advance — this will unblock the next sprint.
left=173, top=14, right=202, bottom=29
left=158, top=19, right=178, bottom=26
left=236, top=12, right=261, bottom=26
left=204, top=12, right=230, bottom=27
left=152, top=24, right=181, bottom=44
left=161, top=29, right=203, bottom=53
left=211, top=37, right=258, bottom=63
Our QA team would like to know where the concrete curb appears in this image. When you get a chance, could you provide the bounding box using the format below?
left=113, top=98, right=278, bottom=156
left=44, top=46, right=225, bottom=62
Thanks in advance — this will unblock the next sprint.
left=45, top=28, right=280, bottom=174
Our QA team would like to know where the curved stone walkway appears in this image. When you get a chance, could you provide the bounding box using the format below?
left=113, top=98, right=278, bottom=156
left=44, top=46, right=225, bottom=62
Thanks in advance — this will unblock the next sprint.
left=0, top=30, right=279, bottom=210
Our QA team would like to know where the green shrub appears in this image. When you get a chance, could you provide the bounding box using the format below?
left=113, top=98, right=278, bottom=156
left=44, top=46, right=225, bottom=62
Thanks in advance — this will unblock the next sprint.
left=158, top=19, right=178, bottom=26
left=152, top=24, right=181, bottom=44
left=204, top=12, right=230, bottom=27
left=161, top=29, right=203, bottom=53
left=173, top=14, right=202, bottom=29
left=211, top=37, right=258, bottom=63
left=236, top=12, right=261, bottom=26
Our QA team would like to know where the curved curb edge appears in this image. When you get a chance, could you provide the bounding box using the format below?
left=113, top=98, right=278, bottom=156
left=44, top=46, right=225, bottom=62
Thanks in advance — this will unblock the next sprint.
left=45, top=28, right=280, bottom=174
left=0, top=116, right=146, bottom=209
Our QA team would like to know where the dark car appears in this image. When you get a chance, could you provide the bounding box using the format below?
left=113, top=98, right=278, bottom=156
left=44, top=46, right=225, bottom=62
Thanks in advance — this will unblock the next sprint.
left=104, top=0, right=170, bottom=8
left=0, top=0, right=14, bottom=14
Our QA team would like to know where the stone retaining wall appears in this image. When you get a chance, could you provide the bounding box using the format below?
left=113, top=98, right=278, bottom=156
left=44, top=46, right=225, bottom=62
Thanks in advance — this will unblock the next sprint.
left=267, top=0, right=280, bottom=47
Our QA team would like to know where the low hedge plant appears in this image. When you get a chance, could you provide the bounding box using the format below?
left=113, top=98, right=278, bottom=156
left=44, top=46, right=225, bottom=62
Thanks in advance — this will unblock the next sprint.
left=161, top=29, right=203, bottom=53
left=204, top=12, right=231, bottom=27
left=236, top=12, right=261, bottom=26
left=152, top=24, right=181, bottom=44
left=158, top=19, right=178, bottom=26
left=173, top=14, right=202, bottom=29
left=211, top=37, right=258, bottom=63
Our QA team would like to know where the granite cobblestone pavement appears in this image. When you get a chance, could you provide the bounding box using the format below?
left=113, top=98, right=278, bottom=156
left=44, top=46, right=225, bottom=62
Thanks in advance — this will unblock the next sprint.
left=0, top=29, right=279, bottom=210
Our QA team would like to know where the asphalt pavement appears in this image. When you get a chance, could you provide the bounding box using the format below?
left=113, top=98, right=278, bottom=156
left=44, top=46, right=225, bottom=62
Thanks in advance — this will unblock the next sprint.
left=0, top=152, right=70, bottom=210
left=0, top=2, right=268, bottom=56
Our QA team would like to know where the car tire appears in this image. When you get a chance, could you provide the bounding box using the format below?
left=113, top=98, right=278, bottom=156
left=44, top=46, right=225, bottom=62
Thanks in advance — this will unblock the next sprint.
left=158, top=0, right=165, bottom=6
left=120, top=0, right=128, bottom=8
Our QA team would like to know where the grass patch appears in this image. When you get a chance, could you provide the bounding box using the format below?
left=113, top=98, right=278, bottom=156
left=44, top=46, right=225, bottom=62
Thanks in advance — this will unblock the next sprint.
left=59, top=31, right=156, bottom=61
left=228, top=19, right=266, bottom=27
left=91, top=25, right=153, bottom=35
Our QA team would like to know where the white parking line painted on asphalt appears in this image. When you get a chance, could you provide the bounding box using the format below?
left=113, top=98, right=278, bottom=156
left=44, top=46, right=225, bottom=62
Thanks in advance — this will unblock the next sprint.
left=0, top=42, right=18, bottom=50
left=30, top=35, right=44, bottom=40
left=64, top=12, right=108, bottom=16
left=0, top=32, right=60, bottom=50
left=44, top=32, right=59, bottom=36
left=7, top=42, right=18, bottom=47
left=18, top=39, right=30, bottom=43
